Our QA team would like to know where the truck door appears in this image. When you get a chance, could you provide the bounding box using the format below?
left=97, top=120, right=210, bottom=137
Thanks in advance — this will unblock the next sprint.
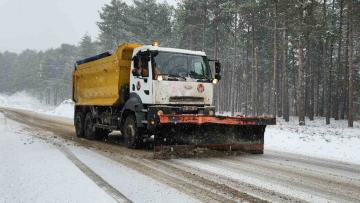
left=130, top=51, right=153, bottom=104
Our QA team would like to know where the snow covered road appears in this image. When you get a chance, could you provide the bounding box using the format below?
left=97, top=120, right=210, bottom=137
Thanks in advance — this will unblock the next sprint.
left=0, top=113, right=119, bottom=203
left=1, top=107, right=360, bottom=202
left=0, top=111, right=198, bottom=203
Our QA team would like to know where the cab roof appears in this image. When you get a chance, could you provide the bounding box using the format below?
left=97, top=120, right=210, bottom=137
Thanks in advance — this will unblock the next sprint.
left=135, top=45, right=207, bottom=56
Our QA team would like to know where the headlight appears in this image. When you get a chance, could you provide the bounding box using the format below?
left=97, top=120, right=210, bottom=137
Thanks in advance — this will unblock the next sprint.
left=157, top=110, right=164, bottom=116
left=152, top=41, right=160, bottom=46
left=209, top=110, right=214, bottom=116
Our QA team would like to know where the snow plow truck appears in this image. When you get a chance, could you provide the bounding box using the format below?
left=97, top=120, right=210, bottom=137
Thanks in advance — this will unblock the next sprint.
left=72, top=43, right=276, bottom=158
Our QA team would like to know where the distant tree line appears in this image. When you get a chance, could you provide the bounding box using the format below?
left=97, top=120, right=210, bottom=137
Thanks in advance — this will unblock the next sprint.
left=0, top=0, right=359, bottom=126
left=0, top=34, right=98, bottom=105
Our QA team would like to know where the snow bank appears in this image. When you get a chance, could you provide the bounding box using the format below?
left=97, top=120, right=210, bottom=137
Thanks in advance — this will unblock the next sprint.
left=0, top=91, right=51, bottom=112
left=265, top=117, right=360, bottom=164
left=0, top=91, right=74, bottom=119
left=46, top=99, right=74, bottom=118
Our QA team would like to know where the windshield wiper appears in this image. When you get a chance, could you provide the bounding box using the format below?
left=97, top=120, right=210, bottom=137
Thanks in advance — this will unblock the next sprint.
left=160, top=74, right=186, bottom=81
left=196, top=78, right=211, bottom=82
left=189, top=74, right=211, bottom=82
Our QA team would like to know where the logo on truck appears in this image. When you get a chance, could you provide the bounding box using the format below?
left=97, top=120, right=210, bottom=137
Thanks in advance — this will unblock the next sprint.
left=197, top=84, right=205, bottom=93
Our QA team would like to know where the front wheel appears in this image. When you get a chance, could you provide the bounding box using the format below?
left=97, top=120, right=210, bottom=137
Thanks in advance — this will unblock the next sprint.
left=123, top=115, right=141, bottom=148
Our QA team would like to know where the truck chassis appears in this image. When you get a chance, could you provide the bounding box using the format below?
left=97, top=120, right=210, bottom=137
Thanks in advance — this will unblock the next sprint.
left=74, top=105, right=275, bottom=158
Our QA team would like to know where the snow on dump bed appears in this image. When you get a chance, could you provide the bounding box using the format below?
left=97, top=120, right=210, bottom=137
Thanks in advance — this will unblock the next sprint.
left=265, top=117, right=360, bottom=164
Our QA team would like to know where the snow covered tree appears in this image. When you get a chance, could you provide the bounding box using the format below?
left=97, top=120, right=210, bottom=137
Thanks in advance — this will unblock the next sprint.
left=97, top=0, right=134, bottom=50
left=97, top=0, right=173, bottom=49
left=78, top=34, right=98, bottom=59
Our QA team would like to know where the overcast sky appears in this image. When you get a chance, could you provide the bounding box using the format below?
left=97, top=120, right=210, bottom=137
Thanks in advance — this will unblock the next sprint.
left=0, top=0, right=177, bottom=53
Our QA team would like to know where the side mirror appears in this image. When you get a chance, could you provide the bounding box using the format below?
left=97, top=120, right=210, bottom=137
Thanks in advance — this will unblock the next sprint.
left=133, top=55, right=139, bottom=69
left=132, top=55, right=141, bottom=76
left=214, top=61, right=221, bottom=81
left=215, top=74, right=221, bottom=80
left=215, top=61, right=221, bottom=74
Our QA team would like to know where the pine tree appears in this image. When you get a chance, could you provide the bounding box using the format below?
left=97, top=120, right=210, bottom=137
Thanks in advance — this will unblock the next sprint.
left=78, top=34, right=98, bottom=59
left=97, top=0, right=134, bottom=50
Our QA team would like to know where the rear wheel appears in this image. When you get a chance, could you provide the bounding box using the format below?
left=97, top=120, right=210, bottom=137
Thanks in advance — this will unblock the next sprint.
left=123, top=115, right=141, bottom=148
left=84, top=112, right=104, bottom=140
left=74, top=111, right=85, bottom=138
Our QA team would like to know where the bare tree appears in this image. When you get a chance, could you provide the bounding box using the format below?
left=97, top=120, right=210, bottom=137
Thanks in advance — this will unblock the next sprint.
left=347, top=0, right=354, bottom=127
left=334, top=0, right=344, bottom=120
left=298, top=1, right=306, bottom=125
left=272, top=1, right=278, bottom=117
left=282, top=27, right=290, bottom=122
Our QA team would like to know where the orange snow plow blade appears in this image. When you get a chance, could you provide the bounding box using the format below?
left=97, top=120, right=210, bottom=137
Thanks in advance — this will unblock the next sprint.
left=154, top=114, right=276, bottom=159
left=159, top=114, right=275, bottom=125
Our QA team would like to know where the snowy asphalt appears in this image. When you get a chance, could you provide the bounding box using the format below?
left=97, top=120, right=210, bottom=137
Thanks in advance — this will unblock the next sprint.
left=1, top=107, right=360, bottom=202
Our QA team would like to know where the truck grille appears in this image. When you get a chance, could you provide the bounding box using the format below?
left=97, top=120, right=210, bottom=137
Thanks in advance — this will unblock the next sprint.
left=169, top=96, right=204, bottom=103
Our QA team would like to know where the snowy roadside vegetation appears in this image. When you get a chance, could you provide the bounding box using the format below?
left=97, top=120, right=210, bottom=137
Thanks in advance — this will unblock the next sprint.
left=0, top=91, right=74, bottom=118
left=0, top=91, right=53, bottom=112
left=266, top=117, right=360, bottom=164
left=1, top=92, right=360, bottom=164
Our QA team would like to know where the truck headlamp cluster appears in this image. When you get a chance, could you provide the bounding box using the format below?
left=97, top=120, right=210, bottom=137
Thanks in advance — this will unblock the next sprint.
left=209, top=110, right=214, bottom=116
left=152, top=41, right=160, bottom=47
left=212, top=79, right=219, bottom=84
left=157, top=75, right=163, bottom=81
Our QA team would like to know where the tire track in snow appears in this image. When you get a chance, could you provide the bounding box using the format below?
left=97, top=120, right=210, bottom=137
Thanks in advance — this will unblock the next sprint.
left=161, top=160, right=304, bottom=203
left=58, top=146, right=132, bottom=203
left=3, top=107, right=360, bottom=202
left=0, top=108, right=132, bottom=203
left=175, top=156, right=360, bottom=202
left=1, top=108, right=268, bottom=202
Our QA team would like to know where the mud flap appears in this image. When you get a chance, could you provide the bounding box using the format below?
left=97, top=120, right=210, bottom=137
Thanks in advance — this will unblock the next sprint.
left=153, top=124, right=266, bottom=159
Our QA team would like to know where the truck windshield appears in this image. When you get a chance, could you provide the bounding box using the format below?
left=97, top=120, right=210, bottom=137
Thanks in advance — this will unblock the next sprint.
left=151, top=51, right=211, bottom=81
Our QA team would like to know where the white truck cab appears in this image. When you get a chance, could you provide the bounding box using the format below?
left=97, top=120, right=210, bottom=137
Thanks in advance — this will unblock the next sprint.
left=130, top=44, right=220, bottom=107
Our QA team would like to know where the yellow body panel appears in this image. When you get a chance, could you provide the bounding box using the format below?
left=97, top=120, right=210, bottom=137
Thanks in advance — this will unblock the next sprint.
left=72, top=43, right=141, bottom=106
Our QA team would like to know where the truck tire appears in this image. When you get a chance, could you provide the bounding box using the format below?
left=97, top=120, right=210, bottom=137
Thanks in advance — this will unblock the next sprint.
left=84, top=112, right=104, bottom=140
left=74, top=111, right=85, bottom=138
left=123, top=115, right=141, bottom=148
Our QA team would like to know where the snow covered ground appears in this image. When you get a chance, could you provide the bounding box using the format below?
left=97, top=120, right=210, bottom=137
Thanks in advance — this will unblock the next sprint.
left=0, top=91, right=74, bottom=118
left=0, top=91, right=68, bottom=117
left=0, top=112, right=198, bottom=203
left=0, top=91, right=53, bottom=113
left=0, top=113, right=117, bottom=203
left=265, top=117, right=360, bottom=164
left=1, top=92, right=360, bottom=164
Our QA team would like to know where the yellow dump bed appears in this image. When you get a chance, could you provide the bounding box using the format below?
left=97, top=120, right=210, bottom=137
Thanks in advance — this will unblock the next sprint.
left=72, top=43, right=141, bottom=106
